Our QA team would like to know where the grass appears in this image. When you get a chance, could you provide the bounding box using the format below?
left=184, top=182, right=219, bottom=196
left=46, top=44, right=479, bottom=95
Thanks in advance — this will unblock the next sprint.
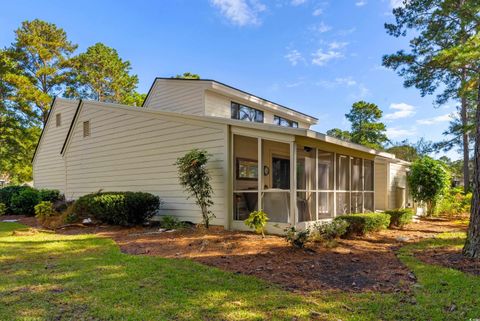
left=0, top=223, right=479, bottom=320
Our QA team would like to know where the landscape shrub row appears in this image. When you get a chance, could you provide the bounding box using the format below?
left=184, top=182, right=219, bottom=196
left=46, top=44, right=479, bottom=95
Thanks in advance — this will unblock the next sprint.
left=0, top=186, right=63, bottom=216
left=74, top=191, right=161, bottom=226
left=335, top=212, right=391, bottom=236
left=385, top=208, right=415, bottom=228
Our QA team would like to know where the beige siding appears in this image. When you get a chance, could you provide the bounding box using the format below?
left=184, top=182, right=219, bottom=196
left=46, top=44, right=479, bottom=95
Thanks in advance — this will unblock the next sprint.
left=388, top=163, right=408, bottom=209
left=374, top=161, right=388, bottom=211
left=143, top=79, right=207, bottom=115
left=64, top=103, right=228, bottom=226
left=204, top=90, right=310, bottom=128
left=33, top=99, right=78, bottom=193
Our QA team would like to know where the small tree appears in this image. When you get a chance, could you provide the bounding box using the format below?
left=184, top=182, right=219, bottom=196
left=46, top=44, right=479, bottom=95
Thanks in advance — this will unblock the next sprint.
left=407, top=157, right=451, bottom=216
left=244, top=210, right=268, bottom=238
left=175, top=149, right=214, bottom=228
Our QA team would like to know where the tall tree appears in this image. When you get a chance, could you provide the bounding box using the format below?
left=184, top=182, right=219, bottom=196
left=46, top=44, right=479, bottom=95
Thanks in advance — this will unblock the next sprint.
left=66, top=43, right=139, bottom=104
left=345, top=101, right=388, bottom=149
left=326, top=128, right=351, bottom=141
left=174, top=72, right=200, bottom=79
left=383, top=0, right=480, bottom=192
left=4, top=19, right=77, bottom=125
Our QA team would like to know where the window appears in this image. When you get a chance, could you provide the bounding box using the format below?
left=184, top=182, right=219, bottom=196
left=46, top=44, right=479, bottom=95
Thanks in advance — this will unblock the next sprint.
left=55, top=113, right=61, bottom=127
left=83, top=121, right=90, bottom=137
left=274, top=115, right=298, bottom=128
left=231, top=102, right=264, bottom=123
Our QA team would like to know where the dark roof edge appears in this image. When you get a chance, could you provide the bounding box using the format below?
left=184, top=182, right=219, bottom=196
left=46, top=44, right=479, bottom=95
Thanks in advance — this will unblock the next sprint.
left=32, top=97, right=57, bottom=163
left=144, top=77, right=319, bottom=121
left=60, top=99, right=83, bottom=155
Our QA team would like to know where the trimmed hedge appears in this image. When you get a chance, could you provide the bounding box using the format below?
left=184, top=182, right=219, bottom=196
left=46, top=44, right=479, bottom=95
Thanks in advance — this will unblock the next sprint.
left=74, top=192, right=161, bottom=226
left=0, top=186, right=63, bottom=216
left=386, top=208, right=414, bottom=228
left=335, top=212, right=390, bottom=236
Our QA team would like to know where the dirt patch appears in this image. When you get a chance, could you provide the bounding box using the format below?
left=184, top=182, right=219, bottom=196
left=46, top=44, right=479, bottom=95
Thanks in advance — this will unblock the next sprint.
left=415, top=246, right=480, bottom=276
left=5, top=215, right=467, bottom=293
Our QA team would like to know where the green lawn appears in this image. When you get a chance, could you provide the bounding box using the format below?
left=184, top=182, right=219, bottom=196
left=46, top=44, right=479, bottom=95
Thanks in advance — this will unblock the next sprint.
left=0, top=223, right=479, bottom=320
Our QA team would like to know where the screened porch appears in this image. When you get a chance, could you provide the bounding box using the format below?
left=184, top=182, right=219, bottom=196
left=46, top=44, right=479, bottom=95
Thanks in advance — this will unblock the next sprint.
left=232, top=133, right=375, bottom=227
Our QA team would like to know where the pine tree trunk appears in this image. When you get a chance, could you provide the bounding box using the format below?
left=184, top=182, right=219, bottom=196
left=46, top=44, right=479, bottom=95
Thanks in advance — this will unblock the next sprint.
left=461, top=92, right=470, bottom=192
left=463, top=79, right=480, bottom=258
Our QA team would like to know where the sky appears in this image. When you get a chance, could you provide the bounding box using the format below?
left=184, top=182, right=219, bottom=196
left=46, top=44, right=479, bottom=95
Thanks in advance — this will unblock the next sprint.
left=0, top=0, right=460, bottom=159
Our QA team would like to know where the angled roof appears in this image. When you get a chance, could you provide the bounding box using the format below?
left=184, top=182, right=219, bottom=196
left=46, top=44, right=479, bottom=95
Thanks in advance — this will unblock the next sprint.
left=142, top=77, right=319, bottom=124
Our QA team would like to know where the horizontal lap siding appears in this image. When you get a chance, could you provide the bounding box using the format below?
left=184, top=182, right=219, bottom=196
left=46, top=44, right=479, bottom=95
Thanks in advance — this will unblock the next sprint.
left=144, top=80, right=206, bottom=115
left=64, top=104, right=228, bottom=225
left=388, top=163, right=407, bottom=209
left=33, top=99, right=78, bottom=193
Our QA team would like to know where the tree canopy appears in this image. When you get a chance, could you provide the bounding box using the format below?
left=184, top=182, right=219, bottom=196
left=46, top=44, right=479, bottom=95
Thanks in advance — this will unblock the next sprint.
left=174, top=72, right=200, bottom=79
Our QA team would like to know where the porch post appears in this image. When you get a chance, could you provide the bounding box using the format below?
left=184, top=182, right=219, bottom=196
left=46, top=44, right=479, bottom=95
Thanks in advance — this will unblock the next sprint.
left=290, top=142, right=296, bottom=225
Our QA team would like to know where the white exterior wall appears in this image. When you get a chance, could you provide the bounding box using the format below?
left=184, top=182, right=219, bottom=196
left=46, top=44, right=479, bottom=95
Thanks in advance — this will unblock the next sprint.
left=374, top=161, right=388, bottom=211
left=388, top=163, right=408, bottom=209
left=143, top=79, right=207, bottom=115
left=204, top=90, right=310, bottom=128
left=33, top=99, right=78, bottom=193
left=63, top=103, right=228, bottom=226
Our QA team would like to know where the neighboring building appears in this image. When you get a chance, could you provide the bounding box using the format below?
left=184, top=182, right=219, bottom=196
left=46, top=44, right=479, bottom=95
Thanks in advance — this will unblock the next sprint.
left=33, top=78, right=410, bottom=233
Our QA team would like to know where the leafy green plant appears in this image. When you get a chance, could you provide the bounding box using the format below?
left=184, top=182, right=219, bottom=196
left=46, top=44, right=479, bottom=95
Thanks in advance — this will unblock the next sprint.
left=160, top=215, right=185, bottom=230
left=38, top=189, right=63, bottom=203
left=175, top=149, right=214, bottom=228
left=74, top=191, right=161, bottom=226
left=284, top=226, right=310, bottom=248
left=313, top=220, right=349, bottom=241
left=335, top=212, right=390, bottom=236
left=408, top=157, right=451, bottom=216
left=244, top=210, right=269, bottom=238
left=436, top=187, right=472, bottom=217
left=34, top=201, right=55, bottom=220
left=10, top=188, right=40, bottom=216
left=0, top=186, right=34, bottom=215
left=0, top=203, right=5, bottom=216
left=386, top=208, right=414, bottom=228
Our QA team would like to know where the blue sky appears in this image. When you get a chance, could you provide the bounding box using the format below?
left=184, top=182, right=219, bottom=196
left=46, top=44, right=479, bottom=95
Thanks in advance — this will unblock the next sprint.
left=0, top=0, right=459, bottom=159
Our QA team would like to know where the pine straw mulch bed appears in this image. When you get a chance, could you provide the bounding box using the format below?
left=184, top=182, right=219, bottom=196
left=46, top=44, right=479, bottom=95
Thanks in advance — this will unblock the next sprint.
left=415, top=245, right=480, bottom=276
left=1, top=215, right=468, bottom=293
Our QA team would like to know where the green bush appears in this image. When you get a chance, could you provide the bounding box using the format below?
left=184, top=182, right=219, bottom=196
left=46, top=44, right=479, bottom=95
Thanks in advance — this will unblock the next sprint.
left=160, top=215, right=185, bottom=230
left=386, top=208, right=414, bottom=228
left=436, top=187, right=472, bottom=217
left=0, top=203, right=5, bottom=216
left=38, top=189, right=63, bottom=203
left=74, top=191, right=161, bottom=226
left=10, top=188, right=40, bottom=216
left=244, top=210, right=269, bottom=237
left=34, top=201, right=55, bottom=220
left=0, top=186, right=33, bottom=214
left=284, top=226, right=310, bottom=248
left=313, top=220, right=349, bottom=240
left=335, top=212, right=390, bottom=236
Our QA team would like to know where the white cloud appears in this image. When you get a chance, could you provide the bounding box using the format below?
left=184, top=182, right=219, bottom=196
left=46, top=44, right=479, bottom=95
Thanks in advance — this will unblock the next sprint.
left=416, top=113, right=453, bottom=125
left=356, top=0, right=367, bottom=6
left=312, top=49, right=344, bottom=66
left=335, top=77, right=357, bottom=86
left=284, top=49, right=304, bottom=66
left=337, top=27, right=356, bottom=36
left=211, top=0, right=266, bottom=26
left=317, top=76, right=357, bottom=88
left=384, top=103, right=416, bottom=120
left=328, top=41, right=348, bottom=50
left=312, top=8, right=323, bottom=16
left=390, top=0, right=405, bottom=8
left=311, top=22, right=332, bottom=33
left=291, top=0, right=307, bottom=5
left=386, top=127, right=417, bottom=139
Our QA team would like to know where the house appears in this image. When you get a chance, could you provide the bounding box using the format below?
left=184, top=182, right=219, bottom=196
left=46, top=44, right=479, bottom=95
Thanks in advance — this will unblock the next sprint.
left=33, top=78, right=410, bottom=233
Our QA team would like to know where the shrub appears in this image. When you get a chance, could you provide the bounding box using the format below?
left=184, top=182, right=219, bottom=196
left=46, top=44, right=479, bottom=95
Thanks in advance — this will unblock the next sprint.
left=0, top=203, right=5, bottom=216
left=160, top=215, right=185, bottom=230
left=74, top=191, right=161, bottom=226
left=284, top=226, right=310, bottom=248
left=386, top=208, right=414, bottom=228
left=34, top=201, right=55, bottom=220
left=38, top=189, right=63, bottom=203
left=436, top=187, right=472, bottom=217
left=0, top=186, right=33, bottom=214
left=10, top=188, right=40, bottom=216
left=335, top=212, right=390, bottom=236
left=313, top=220, right=349, bottom=241
left=244, top=210, right=269, bottom=237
